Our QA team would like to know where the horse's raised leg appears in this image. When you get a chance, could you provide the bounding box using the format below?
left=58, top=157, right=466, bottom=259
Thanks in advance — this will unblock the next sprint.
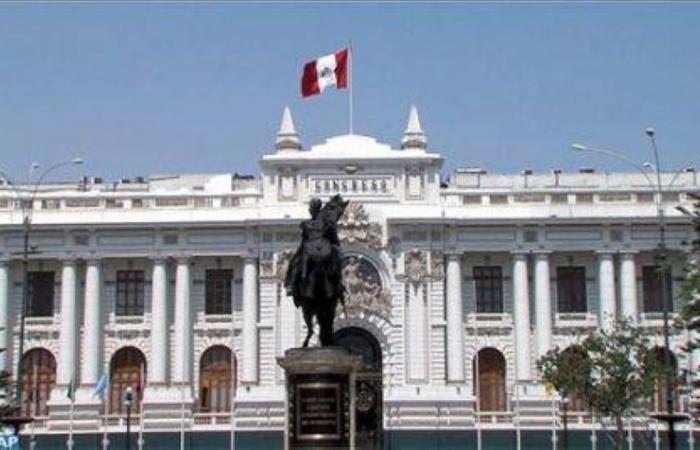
left=302, top=308, right=314, bottom=347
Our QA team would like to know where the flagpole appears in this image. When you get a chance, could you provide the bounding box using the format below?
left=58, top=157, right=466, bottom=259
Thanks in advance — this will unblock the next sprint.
left=515, top=381, right=521, bottom=450
left=180, top=342, right=186, bottom=450
left=348, top=42, right=353, bottom=135
left=137, top=363, right=145, bottom=450
left=67, top=380, right=75, bottom=450
left=102, top=371, right=110, bottom=450
left=30, top=364, right=38, bottom=450
left=230, top=298, right=236, bottom=450
left=475, top=332, right=481, bottom=450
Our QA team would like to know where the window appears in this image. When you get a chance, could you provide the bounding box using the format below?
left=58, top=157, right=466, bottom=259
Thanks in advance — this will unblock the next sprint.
left=557, top=267, right=587, bottom=313
left=27, top=271, right=55, bottom=317
left=637, top=192, right=655, bottom=203
left=474, top=348, right=507, bottom=412
left=462, top=195, right=482, bottom=205
left=490, top=194, right=508, bottom=204
left=642, top=266, right=673, bottom=313
left=20, top=348, right=56, bottom=417
left=661, top=192, right=679, bottom=203
left=473, top=266, right=503, bottom=313
left=199, top=346, right=235, bottom=412
left=205, top=270, right=233, bottom=315
left=116, top=270, right=145, bottom=316
left=598, top=193, right=632, bottom=202
left=513, top=193, right=546, bottom=203
left=109, top=347, right=146, bottom=414
left=551, top=194, right=568, bottom=204
left=575, top=194, right=593, bottom=204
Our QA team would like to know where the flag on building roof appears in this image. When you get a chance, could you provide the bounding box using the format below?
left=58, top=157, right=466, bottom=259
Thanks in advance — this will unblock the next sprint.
left=67, top=378, right=75, bottom=402
left=93, top=374, right=108, bottom=398
left=301, top=48, right=348, bottom=98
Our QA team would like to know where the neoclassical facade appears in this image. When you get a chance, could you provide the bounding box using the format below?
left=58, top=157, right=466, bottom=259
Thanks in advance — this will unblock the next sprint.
left=0, top=106, right=696, bottom=444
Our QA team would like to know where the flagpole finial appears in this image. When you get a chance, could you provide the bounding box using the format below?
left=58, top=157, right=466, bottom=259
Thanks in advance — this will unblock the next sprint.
left=401, top=104, right=427, bottom=150
left=275, top=106, right=302, bottom=151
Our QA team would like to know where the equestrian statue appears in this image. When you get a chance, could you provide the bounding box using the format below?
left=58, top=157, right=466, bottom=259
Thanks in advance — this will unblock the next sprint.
left=284, top=194, right=349, bottom=347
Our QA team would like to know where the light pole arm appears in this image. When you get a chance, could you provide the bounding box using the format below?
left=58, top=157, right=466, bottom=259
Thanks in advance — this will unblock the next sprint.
left=572, top=144, right=656, bottom=188
left=1, top=158, right=83, bottom=220
left=30, top=159, right=83, bottom=207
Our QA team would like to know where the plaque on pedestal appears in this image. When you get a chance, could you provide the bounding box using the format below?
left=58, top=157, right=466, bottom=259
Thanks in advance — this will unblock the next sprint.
left=278, top=347, right=362, bottom=450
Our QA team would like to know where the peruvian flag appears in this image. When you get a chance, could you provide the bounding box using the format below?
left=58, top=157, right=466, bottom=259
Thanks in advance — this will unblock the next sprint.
left=301, top=48, right=349, bottom=98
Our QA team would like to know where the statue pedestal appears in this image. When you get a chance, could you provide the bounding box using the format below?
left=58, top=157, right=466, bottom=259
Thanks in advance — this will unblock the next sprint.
left=278, top=347, right=362, bottom=450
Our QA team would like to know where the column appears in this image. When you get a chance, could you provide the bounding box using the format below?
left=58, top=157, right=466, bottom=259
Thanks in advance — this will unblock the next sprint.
left=619, top=252, right=638, bottom=324
left=278, top=275, right=298, bottom=356
left=0, top=261, right=9, bottom=372
left=406, top=282, right=427, bottom=382
left=445, top=254, right=465, bottom=382
left=57, top=260, right=78, bottom=386
left=81, top=260, right=102, bottom=387
left=512, top=253, right=531, bottom=381
left=150, top=259, right=168, bottom=384
left=241, top=257, right=259, bottom=384
left=598, top=252, right=617, bottom=331
left=534, top=252, right=553, bottom=358
left=172, top=258, right=191, bottom=384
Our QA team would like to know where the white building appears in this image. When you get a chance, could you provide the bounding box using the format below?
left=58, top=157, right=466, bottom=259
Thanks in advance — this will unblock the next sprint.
left=0, top=106, right=696, bottom=448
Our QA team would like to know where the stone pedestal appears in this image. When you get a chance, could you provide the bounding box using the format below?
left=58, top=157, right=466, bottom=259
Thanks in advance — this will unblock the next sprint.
left=278, top=347, right=362, bottom=450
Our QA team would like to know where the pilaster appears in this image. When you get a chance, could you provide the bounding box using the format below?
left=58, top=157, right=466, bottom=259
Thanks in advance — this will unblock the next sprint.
left=534, top=252, right=552, bottom=358
left=619, top=251, right=638, bottom=324
left=241, top=256, right=259, bottom=384
left=0, top=261, right=8, bottom=372
left=597, top=251, right=617, bottom=331
left=512, top=252, right=531, bottom=380
left=445, top=253, right=465, bottom=383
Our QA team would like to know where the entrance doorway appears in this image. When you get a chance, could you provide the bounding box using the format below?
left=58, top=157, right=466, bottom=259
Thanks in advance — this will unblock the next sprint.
left=333, top=326, right=383, bottom=450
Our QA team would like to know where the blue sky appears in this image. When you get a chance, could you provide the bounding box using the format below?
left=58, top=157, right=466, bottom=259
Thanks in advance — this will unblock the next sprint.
left=0, top=3, right=698, bottom=181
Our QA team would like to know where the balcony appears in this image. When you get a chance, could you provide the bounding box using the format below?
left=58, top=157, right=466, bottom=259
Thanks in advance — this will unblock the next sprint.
left=466, top=313, right=513, bottom=330
left=554, top=313, right=597, bottom=329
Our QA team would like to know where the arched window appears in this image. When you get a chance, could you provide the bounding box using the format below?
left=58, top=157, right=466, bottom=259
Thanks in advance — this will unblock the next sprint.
left=473, top=348, right=507, bottom=412
left=333, top=327, right=382, bottom=371
left=20, top=348, right=56, bottom=417
left=199, top=346, right=235, bottom=413
left=109, top=347, right=146, bottom=414
left=560, top=346, right=589, bottom=413
left=650, top=347, right=678, bottom=412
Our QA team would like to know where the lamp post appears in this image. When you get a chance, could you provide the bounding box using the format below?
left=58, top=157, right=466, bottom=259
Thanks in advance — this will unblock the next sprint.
left=572, top=130, right=687, bottom=450
left=124, top=386, right=133, bottom=450
left=0, top=157, right=83, bottom=410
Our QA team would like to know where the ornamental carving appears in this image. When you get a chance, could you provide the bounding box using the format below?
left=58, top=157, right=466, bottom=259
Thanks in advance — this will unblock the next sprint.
left=260, top=254, right=274, bottom=278
left=430, top=250, right=444, bottom=280
left=338, top=202, right=383, bottom=249
left=404, top=249, right=428, bottom=284
left=275, top=249, right=295, bottom=282
left=340, top=256, right=392, bottom=319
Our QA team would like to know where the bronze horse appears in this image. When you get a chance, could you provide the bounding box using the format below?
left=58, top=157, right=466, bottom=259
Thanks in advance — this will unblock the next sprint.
left=284, top=195, right=348, bottom=347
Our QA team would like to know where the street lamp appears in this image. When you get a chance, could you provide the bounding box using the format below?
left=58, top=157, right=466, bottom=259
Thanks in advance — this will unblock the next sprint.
left=124, top=386, right=133, bottom=450
left=0, top=157, right=83, bottom=411
left=572, top=129, right=688, bottom=450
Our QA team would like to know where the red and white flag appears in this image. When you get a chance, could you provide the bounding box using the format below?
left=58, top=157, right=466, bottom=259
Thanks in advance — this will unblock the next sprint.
left=301, top=48, right=349, bottom=98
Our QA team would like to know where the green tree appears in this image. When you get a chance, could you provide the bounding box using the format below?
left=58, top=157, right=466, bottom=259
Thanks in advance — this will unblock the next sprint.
left=539, top=321, right=659, bottom=450
left=538, top=345, right=591, bottom=450
left=0, top=370, right=17, bottom=418
left=676, top=192, right=700, bottom=418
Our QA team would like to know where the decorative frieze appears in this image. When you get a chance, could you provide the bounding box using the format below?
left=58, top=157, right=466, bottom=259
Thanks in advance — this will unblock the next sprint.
left=430, top=251, right=444, bottom=281
left=338, top=202, right=383, bottom=249
left=341, top=256, right=391, bottom=320
left=403, top=249, right=428, bottom=285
